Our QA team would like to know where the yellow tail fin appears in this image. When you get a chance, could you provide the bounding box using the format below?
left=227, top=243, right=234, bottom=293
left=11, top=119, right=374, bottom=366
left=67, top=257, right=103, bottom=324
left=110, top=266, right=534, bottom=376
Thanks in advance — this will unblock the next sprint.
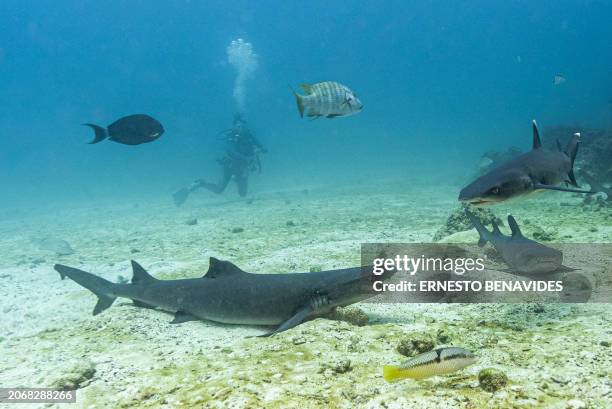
left=383, top=365, right=402, bottom=382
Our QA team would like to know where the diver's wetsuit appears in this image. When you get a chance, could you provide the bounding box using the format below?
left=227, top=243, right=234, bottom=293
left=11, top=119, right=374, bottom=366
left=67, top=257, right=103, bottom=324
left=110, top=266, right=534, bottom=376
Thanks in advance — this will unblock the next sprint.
left=197, top=122, right=265, bottom=197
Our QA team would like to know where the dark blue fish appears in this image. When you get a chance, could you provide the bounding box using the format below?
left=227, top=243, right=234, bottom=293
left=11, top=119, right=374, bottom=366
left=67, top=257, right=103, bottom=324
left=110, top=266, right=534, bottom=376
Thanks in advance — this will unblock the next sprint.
left=83, top=114, right=164, bottom=145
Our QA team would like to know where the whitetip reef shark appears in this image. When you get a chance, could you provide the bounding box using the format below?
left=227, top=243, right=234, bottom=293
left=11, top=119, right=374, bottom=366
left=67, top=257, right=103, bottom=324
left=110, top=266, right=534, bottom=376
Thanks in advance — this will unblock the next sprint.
left=459, top=120, right=593, bottom=205
left=55, top=258, right=392, bottom=336
left=466, top=211, right=563, bottom=275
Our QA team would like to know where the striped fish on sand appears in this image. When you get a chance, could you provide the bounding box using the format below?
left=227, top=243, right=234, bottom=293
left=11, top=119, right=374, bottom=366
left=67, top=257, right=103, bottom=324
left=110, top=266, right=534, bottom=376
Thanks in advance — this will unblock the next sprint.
left=383, top=347, right=478, bottom=381
left=292, top=81, right=363, bottom=119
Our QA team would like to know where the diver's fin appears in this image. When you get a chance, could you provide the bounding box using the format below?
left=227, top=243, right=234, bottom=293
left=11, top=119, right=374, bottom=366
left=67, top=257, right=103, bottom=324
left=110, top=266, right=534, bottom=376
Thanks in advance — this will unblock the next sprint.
left=170, top=311, right=198, bottom=324
left=299, top=83, right=314, bottom=94
left=131, top=260, right=158, bottom=284
left=204, top=257, right=248, bottom=279
left=465, top=210, right=489, bottom=247
left=533, top=184, right=593, bottom=194
left=173, top=187, right=190, bottom=206
left=82, top=123, right=108, bottom=144
left=532, top=120, right=542, bottom=149
left=258, top=293, right=330, bottom=337
left=54, top=264, right=117, bottom=315
left=507, top=215, right=523, bottom=238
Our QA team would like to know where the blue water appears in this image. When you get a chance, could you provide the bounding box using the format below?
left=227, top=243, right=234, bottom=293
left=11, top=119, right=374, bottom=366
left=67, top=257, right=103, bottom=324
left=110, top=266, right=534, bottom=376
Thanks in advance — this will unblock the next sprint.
left=2, top=0, right=611, bottom=206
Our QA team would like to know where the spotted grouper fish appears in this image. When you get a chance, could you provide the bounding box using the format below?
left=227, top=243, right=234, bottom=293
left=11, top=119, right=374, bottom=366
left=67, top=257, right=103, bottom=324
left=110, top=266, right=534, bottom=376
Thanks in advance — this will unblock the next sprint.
left=383, top=347, right=477, bottom=381
left=292, top=81, right=362, bottom=119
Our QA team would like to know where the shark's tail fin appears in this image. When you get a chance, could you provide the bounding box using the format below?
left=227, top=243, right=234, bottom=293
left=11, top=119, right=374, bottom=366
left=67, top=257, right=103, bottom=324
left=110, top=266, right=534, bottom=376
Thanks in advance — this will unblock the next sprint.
left=565, top=133, right=581, bottom=187
left=465, top=210, right=490, bottom=247
left=173, top=187, right=190, bottom=206
left=55, top=264, right=117, bottom=315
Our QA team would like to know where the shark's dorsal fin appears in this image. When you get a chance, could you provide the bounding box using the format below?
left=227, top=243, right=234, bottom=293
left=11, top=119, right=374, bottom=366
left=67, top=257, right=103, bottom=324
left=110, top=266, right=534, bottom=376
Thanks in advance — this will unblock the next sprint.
left=532, top=120, right=542, bottom=149
left=507, top=215, right=523, bottom=238
left=491, top=220, right=502, bottom=235
left=131, top=260, right=158, bottom=284
left=204, top=257, right=248, bottom=279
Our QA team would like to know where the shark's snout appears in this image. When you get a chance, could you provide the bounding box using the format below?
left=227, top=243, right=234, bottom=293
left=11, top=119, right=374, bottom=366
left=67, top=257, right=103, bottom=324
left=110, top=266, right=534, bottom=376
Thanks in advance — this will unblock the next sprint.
left=458, top=185, right=499, bottom=206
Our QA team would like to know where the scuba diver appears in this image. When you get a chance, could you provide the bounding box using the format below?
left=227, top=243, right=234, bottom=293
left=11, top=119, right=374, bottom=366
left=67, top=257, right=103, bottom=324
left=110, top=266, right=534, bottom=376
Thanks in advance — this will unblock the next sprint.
left=173, top=114, right=266, bottom=205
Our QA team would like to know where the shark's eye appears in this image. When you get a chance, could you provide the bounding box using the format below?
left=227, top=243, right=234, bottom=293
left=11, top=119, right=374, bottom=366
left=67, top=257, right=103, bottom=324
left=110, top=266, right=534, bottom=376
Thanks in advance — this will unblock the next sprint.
left=490, top=187, right=500, bottom=195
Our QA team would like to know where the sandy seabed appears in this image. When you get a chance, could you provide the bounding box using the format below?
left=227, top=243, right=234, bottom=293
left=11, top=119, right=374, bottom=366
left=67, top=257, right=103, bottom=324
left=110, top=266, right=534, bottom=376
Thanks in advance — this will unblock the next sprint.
left=0, top=182, right=610, bottom=409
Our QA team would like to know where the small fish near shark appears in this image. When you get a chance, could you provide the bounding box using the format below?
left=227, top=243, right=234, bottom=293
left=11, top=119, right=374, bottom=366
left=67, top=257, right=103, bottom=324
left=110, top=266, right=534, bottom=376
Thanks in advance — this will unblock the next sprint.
left=459, top=120, right=593, bottom=205
left=383, top=347, right=477, bottom=382
left=83, top=114, right=164, bottom=145
left=466, top=211, right=564, bottom=275
left=55, top=258, right=394, bottom=336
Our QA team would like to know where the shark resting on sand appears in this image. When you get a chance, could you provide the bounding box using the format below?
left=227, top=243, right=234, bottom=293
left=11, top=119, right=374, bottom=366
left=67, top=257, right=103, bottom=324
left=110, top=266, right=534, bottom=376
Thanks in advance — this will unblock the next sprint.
left=459, top=120, right=593, bottom=205
left=55, top=258, right=392, bottom=336
left=466, top=212, right=564, bottom=275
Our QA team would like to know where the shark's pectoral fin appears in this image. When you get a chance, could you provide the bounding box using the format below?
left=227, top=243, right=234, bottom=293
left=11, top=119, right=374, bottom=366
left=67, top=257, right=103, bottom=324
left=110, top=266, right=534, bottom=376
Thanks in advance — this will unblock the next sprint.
left=170, top=311, right=199, bottom=324
left=534, top=184, right=593, bottom=194
left=258, top=305, right=313, bottom=337
left=259, top=293, right=331, bottom=337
